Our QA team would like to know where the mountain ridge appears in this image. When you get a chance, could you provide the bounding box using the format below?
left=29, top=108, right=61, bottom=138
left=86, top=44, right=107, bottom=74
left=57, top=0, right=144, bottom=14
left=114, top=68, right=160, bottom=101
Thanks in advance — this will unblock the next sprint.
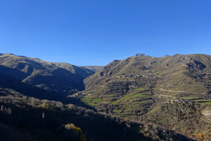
left=1, top=52, right=211, bottom=140
left=0, top=53, right=95, bottom=99
left=77, top=53, right=211, bottom=140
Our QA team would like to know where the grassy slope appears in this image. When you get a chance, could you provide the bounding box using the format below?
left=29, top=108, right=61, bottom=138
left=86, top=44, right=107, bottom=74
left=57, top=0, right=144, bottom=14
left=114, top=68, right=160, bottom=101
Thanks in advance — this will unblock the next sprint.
left=83, top=54, right=211, bottom=108
left=80, top=54, right=211, bottom=140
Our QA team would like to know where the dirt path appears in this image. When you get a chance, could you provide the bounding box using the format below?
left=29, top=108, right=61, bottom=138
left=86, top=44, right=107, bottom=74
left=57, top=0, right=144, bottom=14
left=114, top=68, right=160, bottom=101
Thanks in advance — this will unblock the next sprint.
left=157, top=88, right=206, bottom=94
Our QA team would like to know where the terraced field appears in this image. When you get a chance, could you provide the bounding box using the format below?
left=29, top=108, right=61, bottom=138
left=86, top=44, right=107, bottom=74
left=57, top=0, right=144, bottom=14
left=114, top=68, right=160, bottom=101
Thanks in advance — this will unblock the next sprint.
left=181, top=97, right=211, bottom=105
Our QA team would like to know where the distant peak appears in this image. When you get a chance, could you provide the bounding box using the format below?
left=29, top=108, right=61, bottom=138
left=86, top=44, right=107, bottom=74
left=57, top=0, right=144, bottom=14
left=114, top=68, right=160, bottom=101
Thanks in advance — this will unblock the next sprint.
left=134, top=53, right=145, bottom=57
left=5, top=53, right=14, bottom=56
left=162, top=54, right=171, bottom=58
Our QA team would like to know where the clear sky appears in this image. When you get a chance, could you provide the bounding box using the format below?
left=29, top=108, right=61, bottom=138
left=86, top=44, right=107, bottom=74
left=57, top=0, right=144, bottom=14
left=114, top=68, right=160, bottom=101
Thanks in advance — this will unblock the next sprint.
left=1, top=0, right=211, bottom=66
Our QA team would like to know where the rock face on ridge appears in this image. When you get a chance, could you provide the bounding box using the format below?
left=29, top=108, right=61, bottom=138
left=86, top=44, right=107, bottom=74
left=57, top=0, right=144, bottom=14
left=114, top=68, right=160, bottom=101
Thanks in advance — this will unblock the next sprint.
left=162, top=54, right=171, bottom=58
left=134, top=53, right=146, bottom=57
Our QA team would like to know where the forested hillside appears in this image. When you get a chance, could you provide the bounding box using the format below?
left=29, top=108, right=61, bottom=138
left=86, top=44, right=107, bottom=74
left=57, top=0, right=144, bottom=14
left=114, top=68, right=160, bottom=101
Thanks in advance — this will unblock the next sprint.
left=0, top=87, right=193, bottom=141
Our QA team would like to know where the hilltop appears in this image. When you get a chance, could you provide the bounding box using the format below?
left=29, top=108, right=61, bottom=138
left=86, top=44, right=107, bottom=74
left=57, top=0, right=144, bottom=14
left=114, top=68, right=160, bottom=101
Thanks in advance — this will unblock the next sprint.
left=85, top=53, right=211, bottom=94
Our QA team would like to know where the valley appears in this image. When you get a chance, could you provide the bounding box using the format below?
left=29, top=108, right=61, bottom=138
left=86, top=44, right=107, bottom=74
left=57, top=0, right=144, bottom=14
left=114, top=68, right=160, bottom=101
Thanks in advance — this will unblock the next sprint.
left=1, top=53, right=211, bottom=140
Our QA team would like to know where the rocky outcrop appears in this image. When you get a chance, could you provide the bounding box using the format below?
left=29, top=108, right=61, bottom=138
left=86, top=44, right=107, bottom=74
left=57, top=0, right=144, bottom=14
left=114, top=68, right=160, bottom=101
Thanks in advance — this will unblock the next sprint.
left=134, top=53, right=146, bottom=57
left=202, top=107, right=211, bottom=119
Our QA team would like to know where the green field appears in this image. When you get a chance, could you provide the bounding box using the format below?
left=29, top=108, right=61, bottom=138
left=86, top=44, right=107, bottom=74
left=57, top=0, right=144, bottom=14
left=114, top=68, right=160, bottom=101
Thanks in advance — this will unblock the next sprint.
left=181, top=97, right=211, bottom=105
left=199, top=102, right=211, bottom=105
left=181, top=97, right=198, bottom=100
left=83, top=97, right=92, bottom=101
left=84, top=102, right=97, bottom=106
left=112, top=92, right=150, bottom=105
left=133, top=93, right=150, bottom=98
left=135, top=87, right=146, bottom=91
left=92, top=98, right=102, bottom=102
left=80, top=97, right=103, bottom=107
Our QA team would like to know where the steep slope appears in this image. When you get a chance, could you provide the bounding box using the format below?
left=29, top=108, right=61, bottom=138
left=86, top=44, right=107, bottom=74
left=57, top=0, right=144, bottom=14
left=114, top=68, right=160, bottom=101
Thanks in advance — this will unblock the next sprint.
left=75, top=53, right=211, bottom=140
left=83, top=54, right=211, bottom=113
left=85, top=54, right=211, bottom=95
left=0, top=53, right=94, bottom=99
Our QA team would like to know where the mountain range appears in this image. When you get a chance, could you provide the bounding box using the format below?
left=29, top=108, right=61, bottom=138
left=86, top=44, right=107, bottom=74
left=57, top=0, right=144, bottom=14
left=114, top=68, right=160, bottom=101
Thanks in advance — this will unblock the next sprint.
left=1, top=52, right=211, bottom=140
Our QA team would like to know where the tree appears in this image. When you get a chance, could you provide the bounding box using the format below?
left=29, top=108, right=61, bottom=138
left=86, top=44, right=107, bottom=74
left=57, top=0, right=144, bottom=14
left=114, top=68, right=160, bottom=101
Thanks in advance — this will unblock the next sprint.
left=1, top=105, right=3, bottom=112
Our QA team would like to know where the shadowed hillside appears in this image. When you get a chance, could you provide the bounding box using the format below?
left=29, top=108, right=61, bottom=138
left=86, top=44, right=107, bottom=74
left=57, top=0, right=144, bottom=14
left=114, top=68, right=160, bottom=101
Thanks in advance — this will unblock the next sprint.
left=0, top=87, right=194, bottom=141
left=80, top=66, right=103, bottom=72
left=0, top=53, right=94, bottom=99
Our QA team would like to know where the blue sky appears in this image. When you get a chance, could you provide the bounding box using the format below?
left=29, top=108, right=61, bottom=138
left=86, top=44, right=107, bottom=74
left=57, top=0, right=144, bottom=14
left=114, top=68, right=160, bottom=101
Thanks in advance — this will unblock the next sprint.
left=1, top=0, right=211, bottom=66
